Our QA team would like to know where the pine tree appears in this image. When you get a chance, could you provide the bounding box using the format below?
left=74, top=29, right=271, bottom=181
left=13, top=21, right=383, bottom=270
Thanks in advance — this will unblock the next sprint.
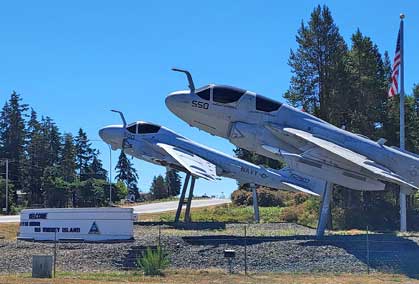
left=413, top=84, right=419, bottom=116
left=115, top=150, right=139, bottom=195
left=165, top=169, right=181, bottom=196
left=150, top=175, right=168, bottom=200
left=87, top=151, right=108, bottom=180
left=25, top=109, right=45, bottom=205
left=74, top=128, right=95, bottom=180
left=40, top=117, right=61, bottom=167
left=346, top=29, right=388, bottom=138
left=59, top=133, right=77, bottom=183
left=0, top=92, right=28, bottom=203
left=284, top=5, right=349, bottom=124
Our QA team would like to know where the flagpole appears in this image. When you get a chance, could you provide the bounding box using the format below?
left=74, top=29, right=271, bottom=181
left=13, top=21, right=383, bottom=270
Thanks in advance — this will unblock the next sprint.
left=399, top=13, right=407, bottom=232
left=400, top=13, right=405, bottom=150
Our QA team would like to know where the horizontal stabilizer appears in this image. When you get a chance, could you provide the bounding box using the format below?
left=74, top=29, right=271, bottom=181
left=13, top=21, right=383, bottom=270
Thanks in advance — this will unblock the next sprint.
left=157, top=143, right=217, bottom=181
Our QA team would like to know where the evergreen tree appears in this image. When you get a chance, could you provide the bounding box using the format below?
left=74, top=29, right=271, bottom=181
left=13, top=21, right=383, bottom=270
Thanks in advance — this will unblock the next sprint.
left=150, top=175, right=168, bottom=199
left=284, top=5, right=349, bottom=124
left=165, top=169, right=181, bottom=196
left=115, top=150, right=139, bottom=194
left=345, top=29, right=388, bottom=138
left=0, top=177, right=14, bottom=213
left=0, top=92, right=28, bottom=203
left=87, top=152, right=108, bottom=180
left=74, top=128, right=95, bottom=180
left=40, top=116, right=61, bottom=167
left=59, top=133, right=77, bottom=182
left=413, top=84, right=419, bottom=116
left=25, top=109, right=45, bottom=205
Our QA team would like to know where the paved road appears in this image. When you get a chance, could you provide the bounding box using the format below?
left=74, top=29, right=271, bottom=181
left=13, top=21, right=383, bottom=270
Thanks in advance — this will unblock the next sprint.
left=0, top=198, right=231, bottom=223
left=131, top=198, right=231, bottom=214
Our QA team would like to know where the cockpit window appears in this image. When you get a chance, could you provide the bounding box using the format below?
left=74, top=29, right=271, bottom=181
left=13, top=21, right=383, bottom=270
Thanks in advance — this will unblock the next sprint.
left=137, top=122, right=161, bottom=134
left=196, top=86, right=210, bottom=100
left=256, top=95, right=282, bottom=112
left=126, top=123, right=137, bottom=134
left=213, top=85, right=246, bottom=104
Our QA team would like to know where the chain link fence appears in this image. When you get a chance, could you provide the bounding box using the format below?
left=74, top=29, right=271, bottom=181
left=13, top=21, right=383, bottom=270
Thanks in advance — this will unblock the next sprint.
left=1, top=222, right=419, bottom=278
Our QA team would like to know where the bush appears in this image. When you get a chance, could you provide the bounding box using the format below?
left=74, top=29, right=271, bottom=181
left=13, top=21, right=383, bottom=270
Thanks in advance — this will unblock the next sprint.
left=280, top=207, right=299, bottom=223
left=257, top=188, right=284, bottom=207
left=231, top=189, right=250, bottom=206
left=137, top=246, right=169, bottom=276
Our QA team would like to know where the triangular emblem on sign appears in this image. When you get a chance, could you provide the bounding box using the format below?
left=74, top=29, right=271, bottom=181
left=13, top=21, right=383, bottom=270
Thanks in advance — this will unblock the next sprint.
left=89, top=221, right=100, bottom=234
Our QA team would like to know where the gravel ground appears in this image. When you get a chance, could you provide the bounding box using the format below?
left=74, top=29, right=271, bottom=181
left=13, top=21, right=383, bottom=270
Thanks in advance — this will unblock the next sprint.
left=1, top=223, right=419, bottom=277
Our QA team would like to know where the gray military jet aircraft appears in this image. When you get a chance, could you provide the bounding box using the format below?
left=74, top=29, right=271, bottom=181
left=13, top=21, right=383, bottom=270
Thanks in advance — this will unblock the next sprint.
left=99, top=110, right=326, bottom=222
left=166, top=69, right=419, bottom=235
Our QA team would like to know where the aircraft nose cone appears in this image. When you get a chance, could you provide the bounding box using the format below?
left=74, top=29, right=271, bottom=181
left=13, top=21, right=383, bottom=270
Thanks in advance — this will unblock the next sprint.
left=165, top=90, right=189, bottom=114
left=98, top=125, right=124, bottom=149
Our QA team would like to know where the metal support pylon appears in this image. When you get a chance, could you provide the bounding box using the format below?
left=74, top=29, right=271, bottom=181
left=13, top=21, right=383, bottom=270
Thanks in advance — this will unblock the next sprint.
left=251, top=184, right=260, bottom=223
left=316, top=182, right=333, bottom=237
left=175, top=174, right=190, bottom=222
left=184, top=177, right=196, bottom=222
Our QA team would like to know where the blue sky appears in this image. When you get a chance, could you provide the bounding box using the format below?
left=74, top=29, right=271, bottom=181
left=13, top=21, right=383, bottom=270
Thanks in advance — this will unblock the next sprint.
left=1, top=0, right=418, bottom=196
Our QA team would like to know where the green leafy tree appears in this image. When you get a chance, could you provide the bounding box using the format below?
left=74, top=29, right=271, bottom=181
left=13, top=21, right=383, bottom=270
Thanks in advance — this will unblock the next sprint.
left=42, top=166, right=70, bottom=208
left=75, top=178, right=107, bottom=207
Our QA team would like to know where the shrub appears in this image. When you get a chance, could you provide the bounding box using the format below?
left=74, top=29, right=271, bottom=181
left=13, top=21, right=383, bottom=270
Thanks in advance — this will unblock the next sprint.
left=231, top=189, right=250, bottom=206
left=137, top=246, right=170, bottom=276
left=257, top=188, right=284, bottom=207
left=280, top=207, right=299, bottom=223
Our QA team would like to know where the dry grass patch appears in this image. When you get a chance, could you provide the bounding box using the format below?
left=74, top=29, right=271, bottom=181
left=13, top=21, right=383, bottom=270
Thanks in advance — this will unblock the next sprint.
left=0, top=270, right=418, bottom=284
left=0, top=222, right=19, bottom=240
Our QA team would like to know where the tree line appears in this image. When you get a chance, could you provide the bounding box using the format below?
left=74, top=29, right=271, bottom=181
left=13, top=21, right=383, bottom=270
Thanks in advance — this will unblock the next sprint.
left=235, top=5, right=419, bottom=230
left=0, top=92, right=183, bottom=213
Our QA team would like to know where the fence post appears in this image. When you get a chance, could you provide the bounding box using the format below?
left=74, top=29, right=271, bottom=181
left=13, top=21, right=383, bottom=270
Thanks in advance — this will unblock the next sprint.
left=244, top=224, right=247, bottom=275
left=366, top=226, right=370, bottom=274
left=158, top=224, right=161, bottom=248
left=54, top=229, right=57, bottom=278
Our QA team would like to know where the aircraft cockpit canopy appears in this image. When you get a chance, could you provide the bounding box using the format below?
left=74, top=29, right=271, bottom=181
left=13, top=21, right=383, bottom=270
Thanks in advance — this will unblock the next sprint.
left=255, top=94, right=282, bottom=112
left=212, top=85, right=246, bottom=104
left=195, top=85, right=211, bottom=100
left=195, top=84, right=281, bottom=112
left=126, top=121, right=161, bottom=134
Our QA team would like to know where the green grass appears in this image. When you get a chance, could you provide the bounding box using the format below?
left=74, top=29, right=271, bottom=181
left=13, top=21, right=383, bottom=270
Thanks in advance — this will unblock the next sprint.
left=156, top=204, right=284, bottom=223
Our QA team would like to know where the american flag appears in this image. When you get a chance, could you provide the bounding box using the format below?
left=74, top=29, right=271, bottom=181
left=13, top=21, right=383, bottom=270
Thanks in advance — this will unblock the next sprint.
left=388, top=29, right=401, bottom=97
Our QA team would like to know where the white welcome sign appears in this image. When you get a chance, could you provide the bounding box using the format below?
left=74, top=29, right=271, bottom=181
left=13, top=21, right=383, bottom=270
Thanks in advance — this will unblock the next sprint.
left=19, top=208, right=135, bottom=241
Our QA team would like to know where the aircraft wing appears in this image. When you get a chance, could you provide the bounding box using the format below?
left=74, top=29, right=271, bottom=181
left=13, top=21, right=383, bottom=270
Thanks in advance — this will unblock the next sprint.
left=267, top=124, right=419, bottom=190
left=157, top=143, right=217, bottom=181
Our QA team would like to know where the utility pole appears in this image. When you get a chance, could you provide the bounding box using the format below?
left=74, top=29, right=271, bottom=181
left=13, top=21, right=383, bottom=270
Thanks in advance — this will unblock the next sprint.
left=108, top=144, right=112, bottom=205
